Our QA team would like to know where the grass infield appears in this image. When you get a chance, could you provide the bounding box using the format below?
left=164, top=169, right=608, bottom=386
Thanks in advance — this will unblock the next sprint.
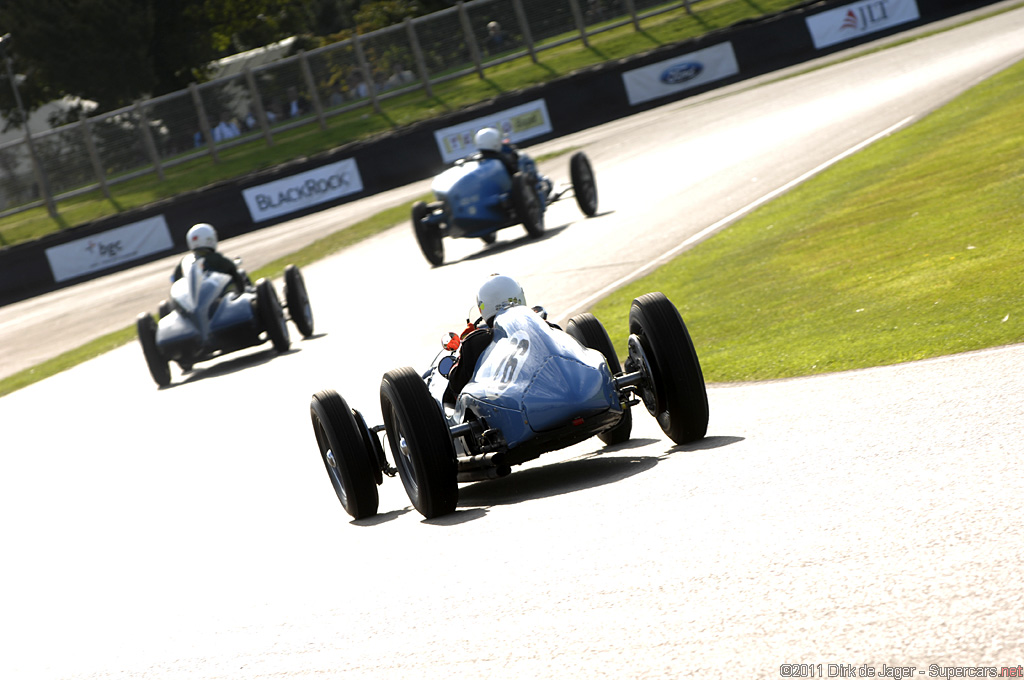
left=590, top=56, right=1024, bottom=382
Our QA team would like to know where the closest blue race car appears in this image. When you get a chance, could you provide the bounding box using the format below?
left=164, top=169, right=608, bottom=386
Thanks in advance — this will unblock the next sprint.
left=411, top=150, right=599, bottom=266
left=309, top=292, right=708, bottom=520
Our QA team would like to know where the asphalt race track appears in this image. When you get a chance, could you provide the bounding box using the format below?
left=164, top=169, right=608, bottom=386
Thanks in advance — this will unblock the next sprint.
left=1, top=6, right=1023, bottom=678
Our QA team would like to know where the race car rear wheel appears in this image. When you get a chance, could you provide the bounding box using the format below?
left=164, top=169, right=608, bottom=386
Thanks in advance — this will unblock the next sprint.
left=570, top=152, right=599, bottom=217
left=412, top=201, right=444, bottom=266
left=566, top=313, right=632, bottom=445
left=257, top=278, right=291, bottom=353
left=311, top=389, right=379, bottom=520
left=136, top=312, right=171, bottom=387
left=628, top=293, right=708, bottom=445
left=380, top=367, right=458, bottom=519
left=284, top=265, right=315, bottom=338
left=512, top=172, right=544, bottom=238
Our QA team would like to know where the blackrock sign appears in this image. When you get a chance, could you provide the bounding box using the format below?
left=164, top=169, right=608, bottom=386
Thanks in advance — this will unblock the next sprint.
left=242, top=157, right=364, bottom=223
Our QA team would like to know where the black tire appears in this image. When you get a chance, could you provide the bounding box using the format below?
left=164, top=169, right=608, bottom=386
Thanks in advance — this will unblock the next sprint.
left=570, top=152, right=598, bottom=217
left=566, top=313, right=632, bottom=445
left=380, top=367, right=457, bottom=519
left=480, top=232, right=497, bottom=245
left=311, top=390, right=379, bottom=520
left=257, top=278, right=290, bottom=353
left=352, top=408, right=386, bottom=485
left=284, top=265, right=315, bottom=338
left=412, top=201, right=444, bottom=266
left=136, top=312, right=171, bottom=387
left=628, top=293, right=708, bottom=444
left=512, top=172, right=544, bottom=238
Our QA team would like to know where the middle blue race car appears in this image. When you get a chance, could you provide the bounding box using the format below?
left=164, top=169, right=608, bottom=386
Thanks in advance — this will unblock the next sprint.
left=411, top=150, right=599, bottom=266
left=308, top=292, right=708, bottom=520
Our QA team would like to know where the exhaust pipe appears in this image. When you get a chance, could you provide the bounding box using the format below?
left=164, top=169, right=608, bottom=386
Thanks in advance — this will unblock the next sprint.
left=456, top=451, right=506, bottom=472
left=457, top=465, right=512, bottom=483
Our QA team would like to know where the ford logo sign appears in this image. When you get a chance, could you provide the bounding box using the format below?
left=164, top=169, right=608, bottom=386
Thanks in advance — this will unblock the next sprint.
left=661, top=62, right=703, bottom=85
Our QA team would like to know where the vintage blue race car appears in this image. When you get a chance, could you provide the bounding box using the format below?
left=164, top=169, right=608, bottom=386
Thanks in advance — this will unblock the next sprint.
left=135, top=257, right=314, bottom=387
left=309, top=292, right=708, bottom=520
left=411, top=150, right=599, bottom=266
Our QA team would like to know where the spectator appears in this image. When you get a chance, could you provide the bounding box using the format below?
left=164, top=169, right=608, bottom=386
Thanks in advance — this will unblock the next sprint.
left=212, top=116, right=240, bottom=142
left=384, top=64, right=415, bottom=90
left=328, top=84, right=344, bottom=107
left=484, top=21, right=507, bottom=55
left=286, top=87, right=309, bottom=118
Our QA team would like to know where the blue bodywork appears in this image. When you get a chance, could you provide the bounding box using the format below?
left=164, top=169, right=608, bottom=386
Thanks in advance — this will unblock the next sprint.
left=425, top=154, right=549, bottom=239
left=426, top=306, right=624, bottom=465
left=155, top=257, right=261, bottom=365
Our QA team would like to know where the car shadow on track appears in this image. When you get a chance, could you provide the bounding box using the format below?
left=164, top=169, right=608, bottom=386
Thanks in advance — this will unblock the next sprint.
left=432, top=434, right=745, bottom=524
left=166, top=332, right=327, bottom=388
left=443, top=223, right=572, bottom=266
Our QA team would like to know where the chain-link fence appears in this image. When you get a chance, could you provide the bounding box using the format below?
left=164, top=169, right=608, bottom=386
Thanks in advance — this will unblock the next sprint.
left=0, top=0, right=698, bottom=219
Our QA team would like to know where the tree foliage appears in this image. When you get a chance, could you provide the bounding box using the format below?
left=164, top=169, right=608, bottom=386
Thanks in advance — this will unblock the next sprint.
left=0, top=0, right=441, bottom=121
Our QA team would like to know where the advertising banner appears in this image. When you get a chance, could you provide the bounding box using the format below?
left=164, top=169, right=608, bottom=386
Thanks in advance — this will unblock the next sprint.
left=45, top=215, right=174, bottom=283
left=806, top=0, right=920, bottom=49
left=242, top=157, right=364, bottom=223
left=622, top=42, right=739, bottom=106
left=433, top=99, right=554, bottom=164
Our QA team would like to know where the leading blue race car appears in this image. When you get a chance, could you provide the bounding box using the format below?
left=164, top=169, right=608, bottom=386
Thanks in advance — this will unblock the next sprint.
left=309, top=292, right=708, bottom=520
left=411, top=150, right=599, bottom=266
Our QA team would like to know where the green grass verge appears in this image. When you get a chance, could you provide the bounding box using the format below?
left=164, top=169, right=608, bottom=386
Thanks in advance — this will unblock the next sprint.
left=590, top=57, right=1024, bottom=383
left=0, top=0, right=807, bottom=248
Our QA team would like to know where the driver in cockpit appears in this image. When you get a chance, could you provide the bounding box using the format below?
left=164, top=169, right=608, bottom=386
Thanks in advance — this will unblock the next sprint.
left=471, top=127, right=521, bottom=177
left=443, top=273, right=550, bottom=406
left=172, top=223, right=249, bottom=292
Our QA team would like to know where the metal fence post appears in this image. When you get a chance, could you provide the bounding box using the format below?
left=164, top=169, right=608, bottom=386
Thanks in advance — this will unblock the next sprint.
left=134, top=102, right=165, bottom=181
left=352, top=34, right=382, bottom=115
left=78, top=112, right=111, bottom=201
left=623, top=0, right=641, bottom=31
left=298, top=50, right=327, bottom=131
left=189, top=83, right=219, bottom=163
left=2, top=44, right=58, bottom=218
left=243, top=67, right=274, bottom=146
left=568, top=0, right=590, bottom=48
left=457, top=1, right=484, bottom=79
left=404, top=17, right=433, bottom=98
left=512, top=0, right=537, bottom=64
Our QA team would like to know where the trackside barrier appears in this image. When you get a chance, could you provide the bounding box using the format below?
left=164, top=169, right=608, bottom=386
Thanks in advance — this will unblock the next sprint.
left=0, top=0, right=1002, bottom=306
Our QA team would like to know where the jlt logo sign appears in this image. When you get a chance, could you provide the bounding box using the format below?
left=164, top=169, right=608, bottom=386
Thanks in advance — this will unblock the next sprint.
left=841, top=0, right=890, bottom=31
left=806, top=0, right=919, bottom=49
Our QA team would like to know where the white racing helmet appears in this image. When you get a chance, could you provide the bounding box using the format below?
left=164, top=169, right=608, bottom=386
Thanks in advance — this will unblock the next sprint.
left=477, top=274, right=526, bottom=324
left=187, top=223, right=218, bottom=251
left=474, top=127, right=502, bottom=153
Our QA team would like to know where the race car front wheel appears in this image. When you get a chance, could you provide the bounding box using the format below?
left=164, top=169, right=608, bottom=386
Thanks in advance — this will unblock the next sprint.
left=570, top=152, right=599, bottom=217
left=566, top=313, right=632, bottom=445
left=512, top=172, right=544, bottom=238
left=257, top=278, right=291, bottom=353
left=284, top=265, right=315, bottom=338
left=380, top=367, right=457, bottom=519
left=412, top=201, right=445, bottom=266
left=136, top=312, right=171, bottom=387
left=627, top=293, right=708, bottom=445
left=311, top=389, right=380, bottom=520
